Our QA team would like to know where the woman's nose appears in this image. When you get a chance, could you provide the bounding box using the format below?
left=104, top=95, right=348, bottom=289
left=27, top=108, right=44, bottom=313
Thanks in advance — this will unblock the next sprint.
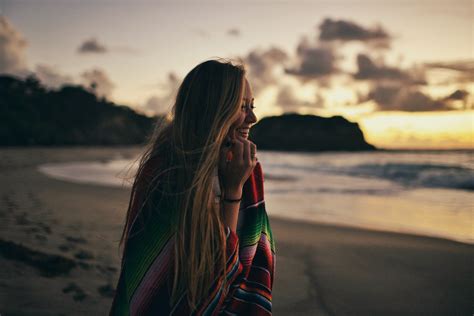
left=245, top=109, right=257, bottom=124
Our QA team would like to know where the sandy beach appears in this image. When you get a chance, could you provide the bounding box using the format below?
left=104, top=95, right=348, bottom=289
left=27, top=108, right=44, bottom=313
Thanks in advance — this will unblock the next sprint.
left=0, top=147, right=471, bottom=316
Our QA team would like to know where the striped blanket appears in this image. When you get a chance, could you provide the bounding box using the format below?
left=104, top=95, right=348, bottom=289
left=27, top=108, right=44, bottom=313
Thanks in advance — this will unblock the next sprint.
left=110, top=160, right=276, bottom=315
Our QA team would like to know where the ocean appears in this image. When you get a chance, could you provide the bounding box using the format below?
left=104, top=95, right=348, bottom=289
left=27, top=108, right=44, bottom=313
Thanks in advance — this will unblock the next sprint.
left=38, top=150, right=473, bottom=244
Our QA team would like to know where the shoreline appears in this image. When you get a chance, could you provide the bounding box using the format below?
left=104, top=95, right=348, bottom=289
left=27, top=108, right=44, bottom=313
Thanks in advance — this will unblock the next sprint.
left=36, top=158, right=473, bottom=246
left=269, top=215, right=473, bottom=247
left=1, top=147, right=472, bottom=315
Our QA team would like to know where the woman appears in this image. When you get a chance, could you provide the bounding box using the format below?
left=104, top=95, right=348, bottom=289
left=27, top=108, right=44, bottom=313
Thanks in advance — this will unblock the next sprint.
left=110, top=59, right=275, bottom=315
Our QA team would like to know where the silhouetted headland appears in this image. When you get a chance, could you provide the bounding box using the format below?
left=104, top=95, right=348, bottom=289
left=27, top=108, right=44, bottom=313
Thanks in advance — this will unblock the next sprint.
left=251, top=114, right=376, bottom=151
left=0, top=75, right=155, bottom=146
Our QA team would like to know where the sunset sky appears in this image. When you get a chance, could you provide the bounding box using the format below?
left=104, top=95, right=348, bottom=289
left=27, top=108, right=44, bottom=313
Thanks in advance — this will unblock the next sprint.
left=1, top=0, right=473, bottom=149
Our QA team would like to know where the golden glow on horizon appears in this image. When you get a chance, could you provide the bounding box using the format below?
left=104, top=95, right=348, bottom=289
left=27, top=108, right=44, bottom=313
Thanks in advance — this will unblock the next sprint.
left=360, top=111, right=473, bottom=149
left=324, top=86, right=356, bottom=105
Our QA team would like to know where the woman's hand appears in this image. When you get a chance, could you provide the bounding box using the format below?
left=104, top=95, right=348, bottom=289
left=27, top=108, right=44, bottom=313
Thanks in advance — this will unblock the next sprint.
left=218, top=134, right=258, bottom=198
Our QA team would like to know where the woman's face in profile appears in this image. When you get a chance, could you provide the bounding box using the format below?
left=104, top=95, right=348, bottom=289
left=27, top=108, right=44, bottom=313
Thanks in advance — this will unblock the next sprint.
left=227, top=78, right=257, bottom=141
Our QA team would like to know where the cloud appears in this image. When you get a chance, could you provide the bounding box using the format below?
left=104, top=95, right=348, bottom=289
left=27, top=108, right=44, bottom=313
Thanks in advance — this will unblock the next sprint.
left=285, top=18, right=395, bottom=83
left=242, top=46, right=289, bottom=95
left=143, top=96, right=173, bottom=115
left=143, top=72, right=180, bottom=114
left=425, top=60, right=474, bottom=83
left=80, top=68, right=115, bottom=97
left=395, top=91, right=451, bottom=111
left=425, top=60, right=474, bottom=73
left=319, top=18, right=391, bottom=48
left=34, top=64, right=75, bottom=89
left=0, top=17, right=120, bottom=98
left=355, top=54, right=405, bottom=80
left=285, top=37, right=338, bottom=81
left=0, top=16, right=28, bottom=75
left=354, top=54, right=425, bottom=83
left=227, top=28, right=241, bottom=37
left=443, top=89, right=471, bottom=109
left=358, top=57, right=469, bottom=111
left=364, top=85, right=398, bottom=106
left=444, top=89, right=469, bottom=101
left=364, top=84, right=454, bottom=111
left=77, top=38, right=107, bottom=54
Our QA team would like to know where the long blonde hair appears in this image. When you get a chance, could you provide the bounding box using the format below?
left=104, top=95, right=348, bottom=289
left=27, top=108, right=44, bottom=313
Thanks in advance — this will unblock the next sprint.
left=120, top=59, right=246, bottom=309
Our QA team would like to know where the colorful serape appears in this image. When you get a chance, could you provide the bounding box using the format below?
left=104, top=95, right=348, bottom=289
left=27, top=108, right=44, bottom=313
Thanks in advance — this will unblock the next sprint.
left=110, top=159, right=276, bottom=315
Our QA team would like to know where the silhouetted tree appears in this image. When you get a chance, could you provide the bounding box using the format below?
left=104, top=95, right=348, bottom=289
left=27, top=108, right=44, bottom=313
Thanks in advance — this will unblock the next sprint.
left=0, top=75, right=157, bottom=146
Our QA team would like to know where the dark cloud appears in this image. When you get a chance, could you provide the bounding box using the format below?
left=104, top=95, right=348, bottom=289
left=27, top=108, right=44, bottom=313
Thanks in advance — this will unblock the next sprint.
left=364, top=85, right=399, bottom=107
left=319, top=18, right=390, bottom=47
left=243, top=46, right=288, bottom=95
left=444, top=89, right=469, bottom=101
left=34, top=64, right=74, bottom=89
left=425, top=60, right=474, bottom=73
left=143, top=72, right=180, bottom=114
left=364, top=84, right=454, bottom=111
left=354, top=54, right=426, bottom=84
left=355, top=54, right=408, bottom=81
left=358, top=57, right=470, bottom=111
left=443, top=89, right=471, bottom=109
left=227, top=28, right=241, bottom=37
left=80, top=68, right=115, bottom=97
left=395, top=91, right=450, bottom=111
left=425, top=60, right=474, bottom=83
left=285, top=38, right=338, bottom=81
left=78, top=38, right=107, bottom=54
left=0, top=16, right=28, bottom=75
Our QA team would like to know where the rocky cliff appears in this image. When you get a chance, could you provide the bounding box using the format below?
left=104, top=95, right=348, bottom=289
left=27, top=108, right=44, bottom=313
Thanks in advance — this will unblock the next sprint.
left=249, top=113, right=376, bottom=152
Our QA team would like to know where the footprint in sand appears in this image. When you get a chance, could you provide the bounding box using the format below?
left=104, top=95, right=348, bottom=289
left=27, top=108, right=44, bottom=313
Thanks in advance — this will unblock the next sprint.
left=58, top=244, right=71, bottom=252
left=3, top=194, right=18, bottom=213
left=35, top=234, right=48, bottom=241
left=25, top=226, right=40, bottom=234
left=98, top=284, right=115, bottom=298
left=78, top=261, right=92, bottom=270
left=96, top=264, right=118, bottom=276
left=63, top=236, right=87, bottom=255
left=15, top=211, right=51, bottom=239
left=62, top=282, right=88, bottom=301
left=27, top=190, right=42, bottom=208
left=15, top=212, right=31, bottom=225
left=65, top=236, right=87, bottom=244
left=74, top=249, right=94, bottom=260
left=37, top=222, right=52, bottom=234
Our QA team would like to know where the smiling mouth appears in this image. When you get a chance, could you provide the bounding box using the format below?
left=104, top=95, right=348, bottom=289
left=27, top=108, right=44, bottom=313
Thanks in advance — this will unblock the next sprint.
left=236, top=128, right=250, bottom=137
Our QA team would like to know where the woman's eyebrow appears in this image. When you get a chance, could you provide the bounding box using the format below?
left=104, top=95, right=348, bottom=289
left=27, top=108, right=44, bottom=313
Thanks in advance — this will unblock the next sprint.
left=242, top=98, right=255, bottom=102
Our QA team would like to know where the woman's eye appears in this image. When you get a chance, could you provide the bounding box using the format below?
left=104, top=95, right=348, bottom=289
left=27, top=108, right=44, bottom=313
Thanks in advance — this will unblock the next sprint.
left=241, top=103, right=256, bottom=112
left=241, top=104, right=256, bottom=109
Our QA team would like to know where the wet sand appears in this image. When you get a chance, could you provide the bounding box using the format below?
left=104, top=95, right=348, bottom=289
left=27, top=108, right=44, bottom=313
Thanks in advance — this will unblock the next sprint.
left=0, top=147, right=471, bottom=315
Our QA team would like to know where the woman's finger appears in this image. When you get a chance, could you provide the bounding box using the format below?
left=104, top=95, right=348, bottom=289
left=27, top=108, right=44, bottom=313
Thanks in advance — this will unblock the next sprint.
left=218, top=145, right=230, bottom=172
left=249, top=142, right=257, bottom=159
left=236, top=135, right=250, bottom=162
left=232, top=137, right=244, bottom=162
